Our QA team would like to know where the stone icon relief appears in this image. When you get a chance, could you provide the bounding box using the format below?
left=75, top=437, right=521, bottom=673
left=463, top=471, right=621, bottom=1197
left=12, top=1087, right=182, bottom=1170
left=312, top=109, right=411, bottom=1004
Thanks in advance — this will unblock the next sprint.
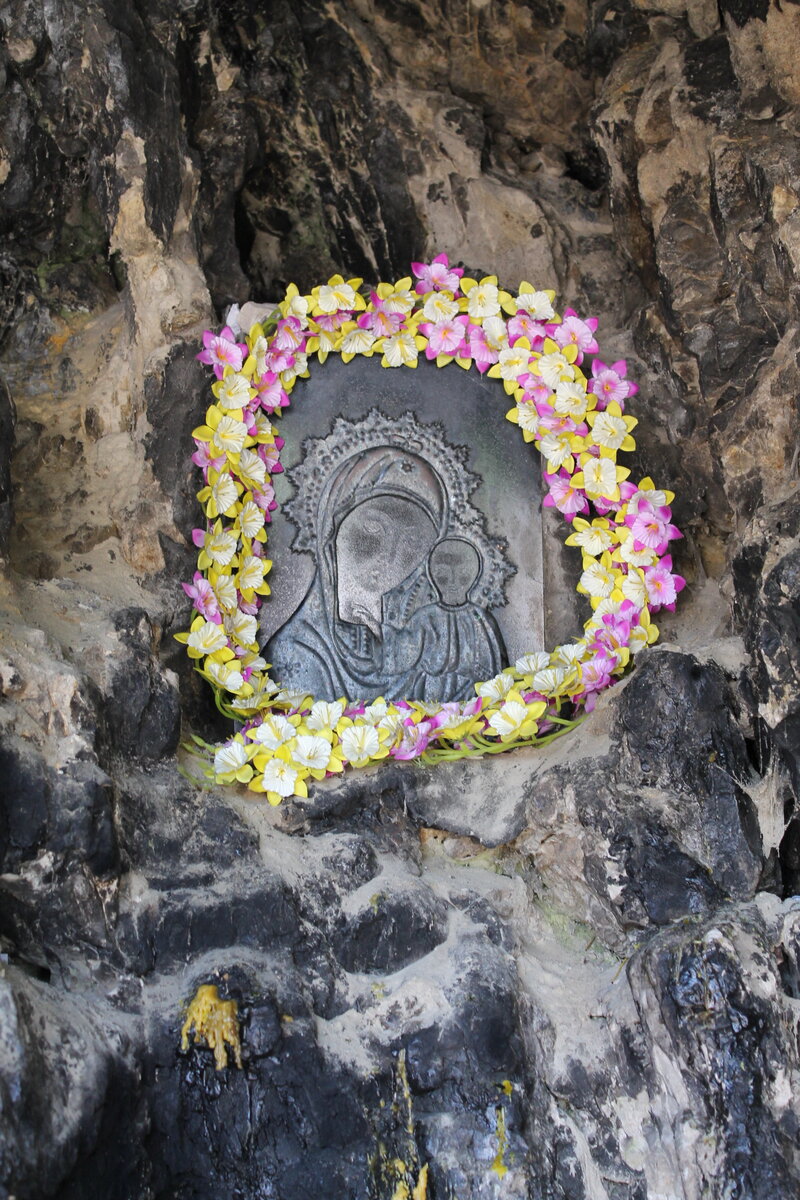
left=263, top=411, right=514, bottom=702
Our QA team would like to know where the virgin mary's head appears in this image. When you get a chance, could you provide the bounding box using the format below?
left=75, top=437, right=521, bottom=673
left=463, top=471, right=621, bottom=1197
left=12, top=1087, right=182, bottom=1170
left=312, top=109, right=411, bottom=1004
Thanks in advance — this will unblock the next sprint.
left=316, top=446, right=448, bottom=636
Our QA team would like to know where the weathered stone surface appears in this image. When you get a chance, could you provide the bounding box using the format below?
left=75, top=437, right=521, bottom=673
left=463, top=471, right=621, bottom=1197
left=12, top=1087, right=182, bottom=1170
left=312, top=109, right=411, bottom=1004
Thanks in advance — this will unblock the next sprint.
left=1, top=1, right=799, bottom=1198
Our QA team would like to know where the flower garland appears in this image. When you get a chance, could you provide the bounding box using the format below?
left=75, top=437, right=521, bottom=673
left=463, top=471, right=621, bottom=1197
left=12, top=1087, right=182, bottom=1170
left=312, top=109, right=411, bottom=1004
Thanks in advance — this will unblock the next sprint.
left=178, top=256, right=684, bottom=803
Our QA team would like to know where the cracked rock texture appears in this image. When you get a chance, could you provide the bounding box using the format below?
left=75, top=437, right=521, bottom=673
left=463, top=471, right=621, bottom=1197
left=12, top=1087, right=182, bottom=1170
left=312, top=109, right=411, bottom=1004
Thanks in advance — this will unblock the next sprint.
left=0, top=2, right=799, bottom=1198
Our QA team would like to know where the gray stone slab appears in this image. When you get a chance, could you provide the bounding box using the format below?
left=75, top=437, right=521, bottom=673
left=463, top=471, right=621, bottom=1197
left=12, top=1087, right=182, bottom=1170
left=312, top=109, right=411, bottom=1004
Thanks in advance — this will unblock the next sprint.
left=260, top=354, right=571, bottom=702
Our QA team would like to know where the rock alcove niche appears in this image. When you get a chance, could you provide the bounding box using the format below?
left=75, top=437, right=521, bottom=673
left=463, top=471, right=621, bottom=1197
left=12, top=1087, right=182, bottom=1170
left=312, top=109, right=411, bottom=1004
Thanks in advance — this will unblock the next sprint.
left=0, top=3, right=799, bottom=1199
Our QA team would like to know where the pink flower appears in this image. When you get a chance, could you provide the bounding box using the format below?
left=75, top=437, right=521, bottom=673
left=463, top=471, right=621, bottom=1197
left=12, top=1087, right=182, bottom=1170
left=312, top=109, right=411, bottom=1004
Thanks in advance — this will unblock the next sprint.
left=578, top=649, right=617, bottom=692
left=359, top=307, right=405, bottom=337
left=259, top=444, right=282, bottom=474
left=542, top=470, right=589, bottom=519
left=626, top=502, right=682, bottom=554
left=466, top=324, right=499, bottom=373
left=550, top=310, right=599, bottom=363
left=191, top=439, right=226, bottom=475
left=588, top=359, right=637, bottom=410
left=182, top=572, right=221, bottom=622
left=262, top=346, right=296, bottom=374
left=419, top=314, right=469, bottom=358
left=313, top=311, right=352, bottom=331
left=237, top=592, right=260, bottom=615
left=591, top=611, right=632, bottom=653
left=411, top=253, right=463, bottom=295
left=535, top=405, right=586, bottom=436
left=254, top=372, right=289, bottom=413
left=392, top=719, right=434, bottom=760
left=272, top=317, right=306, bottom=352
left=251, top=483, right=277, bottom=520
left=508, top=312, right=548, bottom=345
left=519, top=377, right=552, bottom=406
left=197, top=327, right=245, bottom=378
left=643, top=558, right=685, bottom=611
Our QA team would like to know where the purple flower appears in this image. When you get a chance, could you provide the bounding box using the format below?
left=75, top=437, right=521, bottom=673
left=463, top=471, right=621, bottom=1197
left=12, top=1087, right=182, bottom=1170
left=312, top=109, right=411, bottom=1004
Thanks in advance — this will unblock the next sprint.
left=466, top=324, right=499, bottom=373
left=191, top=439, right=225, bottom=475
left=588, top=359, right=637, bottom=410
left=626, top=502, right=682, bottom=554
left=508, top=312, right=548, bottom=346
left=182, top=572, right=222, bottom=622
left=254, top=372, right=290, bottom=414
left=542, top=470, right=589, bottom=518
left=643, top=557, right=686, bottom=611
left=550, top=310, right=599, bottom=363
left=411, top=253, right=464, bottom=295
left=197, top=327, right=245, bottom=378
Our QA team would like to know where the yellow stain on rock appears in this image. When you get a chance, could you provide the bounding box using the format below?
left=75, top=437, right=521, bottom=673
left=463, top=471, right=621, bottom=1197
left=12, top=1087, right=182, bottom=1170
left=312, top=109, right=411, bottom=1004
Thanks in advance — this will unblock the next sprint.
left=491, top=1105, right=509, bottom=1179
left=180, top=983, right=243, bottom=1070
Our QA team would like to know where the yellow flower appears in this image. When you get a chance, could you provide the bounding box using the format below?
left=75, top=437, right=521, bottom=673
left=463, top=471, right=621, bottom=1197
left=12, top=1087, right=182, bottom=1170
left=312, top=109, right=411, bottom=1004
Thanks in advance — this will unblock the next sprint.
left=533, top=339, right=578, bottom=390
left=236, top=554, right=270, bottom=599
left=198, top=522, right=239, bottom=570
left=279, top=283, right=310, bottom=319
left=422, top=292, right=459, bottom=321
left=476, top=672, right=515, bottom=701
left=214, top=371, right=254, bottom=413
left=516, top=284, right=556, bottom=320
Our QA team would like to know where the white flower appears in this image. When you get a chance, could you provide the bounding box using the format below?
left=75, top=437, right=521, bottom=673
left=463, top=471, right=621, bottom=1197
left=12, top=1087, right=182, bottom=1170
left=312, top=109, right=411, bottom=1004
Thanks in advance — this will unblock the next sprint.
left=467, top=282, right=500, bottom=318
left=340, top=724, right=381, bottom=764
left=580, top=560, right=617, bottom=598
left=482, top=315, right=508, bottom=351
left=570, top=524, right=614, bottom=556
left=306, top=700, right=345, bottom=732
left=554, top=380, right=589, bottom=421
left=515, top=651, right=550, bottom=674
left=339, top=327, right=375, bottom=356
left=381, top=287, right=415, bottom=313
left=476, top=672, right=515, bottom=701
left=211, top=415, right=248, bottom=456
left=224, top=610, right=258, bottom=645
left=218, top=373, right=252, bottom=411
left=422, top=292, right=459, bottom=321
left=517, top=289, right=554, bottom=320
left=382, top=330, right=419, bottom=367
left=514, top=402, right=538, bottom=434
left=209, top=473, right=239, bottom=516
left=617, top=537, right=657, bottom=568
left=551, top=641, right=586, bottom=667
left=262, top=758, right=299, bottom=797
left=362, top=700, right=389, bottom=723
left=206, top=658, right=245, bottom=691
left=237, top=555, right=265, bottom=591
left=238, top=448, right=267, bottom=489
left=488, top=699, right=529, bottom=739
left=187, top=620, right=229, bottom=656
left=252, top=714, right=296, bottom=749
left=214, top=739, right=249, bottom=776
left=591, top=411, right=629, bottom=451
left=621, top=571, right=648, bottom=608
left=211, top=571, right=238, bottom=608
left=497, top=345, right=530, bottom=381
left=581, top=457, right=619, bottom=499
left=206, top=528, right=238, bottom=567
left=292, top=735, right=334, bottom=772
left=537, top=350, right=574, bottom=391
left=317, top=282, right=357, bottom=313
left=538, top=431, right=573, bottom=471
left=238, top=500, right=265, bottom=540
left=530, top=666, right=569, bottom=694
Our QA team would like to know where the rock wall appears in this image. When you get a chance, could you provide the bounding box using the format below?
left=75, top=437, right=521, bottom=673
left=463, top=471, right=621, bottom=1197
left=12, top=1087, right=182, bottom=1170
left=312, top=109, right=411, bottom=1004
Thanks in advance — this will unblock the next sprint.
left=0, top=2, right=799, bottom=1198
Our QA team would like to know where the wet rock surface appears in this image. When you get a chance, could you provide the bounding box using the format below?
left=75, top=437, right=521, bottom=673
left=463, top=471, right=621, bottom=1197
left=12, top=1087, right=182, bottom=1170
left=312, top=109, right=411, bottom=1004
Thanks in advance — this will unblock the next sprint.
left=0, top=1, right=799, bottom=1198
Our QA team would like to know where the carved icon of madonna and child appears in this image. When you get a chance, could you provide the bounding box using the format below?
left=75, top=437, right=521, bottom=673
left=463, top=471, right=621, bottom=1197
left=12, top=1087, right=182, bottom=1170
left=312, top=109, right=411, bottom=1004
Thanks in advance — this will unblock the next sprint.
left=262, top=411, right=515, bottom=704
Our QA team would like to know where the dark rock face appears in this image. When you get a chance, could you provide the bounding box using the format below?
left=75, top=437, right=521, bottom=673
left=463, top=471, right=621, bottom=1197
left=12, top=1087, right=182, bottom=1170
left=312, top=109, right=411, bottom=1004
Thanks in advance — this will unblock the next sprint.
left=1, top=1, right=800, bottom=1198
